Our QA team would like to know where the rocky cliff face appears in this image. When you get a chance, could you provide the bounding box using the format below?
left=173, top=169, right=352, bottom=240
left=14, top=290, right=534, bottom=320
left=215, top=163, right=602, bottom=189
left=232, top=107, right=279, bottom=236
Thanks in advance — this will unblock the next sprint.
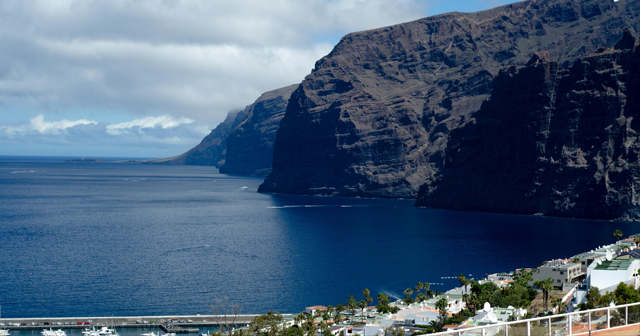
left=153, top=85, right=294, bottom=173
left=260, top=0, right=640, bottom=198
left=150, top=109, right=246, bottom=166
left=219, top=84, right=297, bottom=176
left=416, top=30, right=640, bottom=220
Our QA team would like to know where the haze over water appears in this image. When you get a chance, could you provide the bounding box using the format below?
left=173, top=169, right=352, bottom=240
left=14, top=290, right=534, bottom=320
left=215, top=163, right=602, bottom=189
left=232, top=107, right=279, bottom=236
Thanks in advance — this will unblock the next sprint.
left=0, top=156, right=633, bottom=318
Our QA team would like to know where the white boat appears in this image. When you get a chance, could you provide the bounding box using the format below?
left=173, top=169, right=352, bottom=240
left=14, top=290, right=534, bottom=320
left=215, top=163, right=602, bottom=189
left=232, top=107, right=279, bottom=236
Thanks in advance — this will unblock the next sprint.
left=97, top=327, right=118, bottom=336
left=82, top=327, right=100, bottom=336
left=0, top=329, right=10, bottom=336
left=42, top=329, right=66, bottom=336
left=140, top=332, right=159, bottom=336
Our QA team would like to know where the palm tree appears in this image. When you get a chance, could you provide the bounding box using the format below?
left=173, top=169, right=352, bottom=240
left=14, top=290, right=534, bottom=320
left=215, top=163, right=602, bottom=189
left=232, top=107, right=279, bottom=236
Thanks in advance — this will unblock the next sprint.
left=348, top=296, right=357, bottom=321
left=535, top=278, right=553, bottom=311
left=358, top=300, right=367, bottom=323
left=457, top=274, right=466, bottom=289
left=363, top=289, right=372, bottom=309
left=415, top=293, right=427, bottom=303
left=377, top=293, right=389, bottom=305
left=403, top=288, right=414, bottom=305
left=295, top=313, right=305, bottom=327
left=365, top=295, right=373, bottom=308
left=614, top=229, right=623, bottom=244
left=633, top=234, right=640, bottom=248
left=426, top=289, right=435, bottom=298
left=404, top=288, right=413, bottom=298
left=552, top=297, right=564, bottom=314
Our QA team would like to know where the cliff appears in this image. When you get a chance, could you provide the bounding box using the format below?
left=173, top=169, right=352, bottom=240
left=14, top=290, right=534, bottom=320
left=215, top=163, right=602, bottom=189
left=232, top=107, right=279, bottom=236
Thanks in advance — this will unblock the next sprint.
left=260, top=0, right=640, bottom=198
left=219, top=84, right=297, bottom=176
left=149, top=109, right=246, bottom=166
left=416, top=30, right=640, bottom=220
left=152, top=85, right=295, bottom=173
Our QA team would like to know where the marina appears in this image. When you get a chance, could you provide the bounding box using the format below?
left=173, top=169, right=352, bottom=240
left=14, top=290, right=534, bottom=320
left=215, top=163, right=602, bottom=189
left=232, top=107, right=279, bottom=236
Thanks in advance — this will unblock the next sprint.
left=0, top=315, right=271, bottom=331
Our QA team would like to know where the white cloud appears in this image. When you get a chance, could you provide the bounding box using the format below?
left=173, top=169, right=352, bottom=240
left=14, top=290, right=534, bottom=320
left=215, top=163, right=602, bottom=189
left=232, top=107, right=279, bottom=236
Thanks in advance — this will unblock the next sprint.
left=0, top=114, right=211, bottom=152
left=30, top=114, right=97, bottom=134
left=0, top=0, right=426, bottom=128
left=106, top=115, right=194, bottom=135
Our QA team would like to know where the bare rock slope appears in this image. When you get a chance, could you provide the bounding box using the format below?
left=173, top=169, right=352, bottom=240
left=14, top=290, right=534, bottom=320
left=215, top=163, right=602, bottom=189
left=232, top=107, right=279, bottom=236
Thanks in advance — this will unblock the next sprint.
left=416, top=30, right=640, bottom=220
left=260, top=0, right=640, bottom=198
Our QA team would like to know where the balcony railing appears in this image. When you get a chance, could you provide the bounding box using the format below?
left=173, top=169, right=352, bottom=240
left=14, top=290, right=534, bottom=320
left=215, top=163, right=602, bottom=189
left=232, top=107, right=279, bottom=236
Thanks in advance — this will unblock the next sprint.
left=429, top=301, right=640, bottom=336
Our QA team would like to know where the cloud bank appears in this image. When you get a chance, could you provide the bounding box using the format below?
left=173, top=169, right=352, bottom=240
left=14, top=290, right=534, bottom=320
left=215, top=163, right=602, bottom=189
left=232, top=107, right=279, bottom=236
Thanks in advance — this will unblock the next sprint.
left=0, top=0, right=518, bottom=157
left=0, top=0, right=425, bottom=125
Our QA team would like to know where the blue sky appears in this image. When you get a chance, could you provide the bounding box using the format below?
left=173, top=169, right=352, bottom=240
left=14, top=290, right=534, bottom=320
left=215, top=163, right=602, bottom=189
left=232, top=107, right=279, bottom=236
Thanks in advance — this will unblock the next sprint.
left=0, top=0, right=520, bottom=158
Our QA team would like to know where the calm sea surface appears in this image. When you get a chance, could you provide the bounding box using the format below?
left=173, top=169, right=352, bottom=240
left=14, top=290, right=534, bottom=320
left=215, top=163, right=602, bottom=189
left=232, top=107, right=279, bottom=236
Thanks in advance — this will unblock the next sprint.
left=0, top=156, right=636, bottom=318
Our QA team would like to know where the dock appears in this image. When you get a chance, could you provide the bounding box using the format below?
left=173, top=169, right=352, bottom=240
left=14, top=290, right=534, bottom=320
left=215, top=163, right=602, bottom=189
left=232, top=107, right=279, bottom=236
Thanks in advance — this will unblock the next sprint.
left=0, top=314, right=288, bottom=330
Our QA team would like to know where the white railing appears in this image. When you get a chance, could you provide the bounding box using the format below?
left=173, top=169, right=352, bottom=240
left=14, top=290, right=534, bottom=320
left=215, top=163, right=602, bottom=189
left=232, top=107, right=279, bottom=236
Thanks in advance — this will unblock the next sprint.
left=429, top=301, right=640, bottom=336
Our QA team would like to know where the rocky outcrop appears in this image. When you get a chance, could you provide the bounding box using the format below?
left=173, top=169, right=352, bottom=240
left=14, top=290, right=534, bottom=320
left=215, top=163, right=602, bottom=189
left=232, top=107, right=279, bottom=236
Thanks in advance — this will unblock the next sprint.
left=220, top=84, right=297, bottom=176
left=260, top=0, right=640, bottom=198
left=150, top=109, right=246, bottom=166
left=416, top=30, right=640, bottom=220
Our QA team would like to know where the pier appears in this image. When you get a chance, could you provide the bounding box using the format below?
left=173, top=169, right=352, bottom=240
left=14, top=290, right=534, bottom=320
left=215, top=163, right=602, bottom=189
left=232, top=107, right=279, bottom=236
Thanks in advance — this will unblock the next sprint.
left=0, top=314, right=288, bottom=330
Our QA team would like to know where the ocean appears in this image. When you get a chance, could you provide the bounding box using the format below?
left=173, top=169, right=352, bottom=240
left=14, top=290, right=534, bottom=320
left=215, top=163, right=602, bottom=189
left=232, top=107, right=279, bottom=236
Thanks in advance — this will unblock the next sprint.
left=0, top=156, right=634, bottom=318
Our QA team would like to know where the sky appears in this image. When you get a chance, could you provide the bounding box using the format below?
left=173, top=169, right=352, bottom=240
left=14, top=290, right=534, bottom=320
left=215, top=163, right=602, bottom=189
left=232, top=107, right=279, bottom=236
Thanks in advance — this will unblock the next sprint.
left=0, top=0, right=520, bottom=158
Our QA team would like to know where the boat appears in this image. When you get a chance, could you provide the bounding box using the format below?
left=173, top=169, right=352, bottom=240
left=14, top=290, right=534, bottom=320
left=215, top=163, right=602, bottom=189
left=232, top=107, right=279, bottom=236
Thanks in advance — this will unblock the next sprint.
left=82, top=327, right=99, bottom=336
left=42, top=329, right=66, bottom=336
left=140, top=332, right=159, bottom=336
left=0, top=329, right=9, bottom=336
left=97, top=327, right=118, bottom=336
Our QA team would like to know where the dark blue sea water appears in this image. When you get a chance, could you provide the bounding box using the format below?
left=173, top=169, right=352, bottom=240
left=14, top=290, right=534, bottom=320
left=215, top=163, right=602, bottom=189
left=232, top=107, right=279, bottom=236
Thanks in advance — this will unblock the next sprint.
left=0, top=156, right=636, bottom=319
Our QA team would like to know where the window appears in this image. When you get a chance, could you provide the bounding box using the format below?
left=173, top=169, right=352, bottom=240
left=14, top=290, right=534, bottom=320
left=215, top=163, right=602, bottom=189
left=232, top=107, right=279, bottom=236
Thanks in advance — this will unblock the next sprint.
left=557, top=280, right=561, bottom=283
left=560, top=271, right=564, bottom=275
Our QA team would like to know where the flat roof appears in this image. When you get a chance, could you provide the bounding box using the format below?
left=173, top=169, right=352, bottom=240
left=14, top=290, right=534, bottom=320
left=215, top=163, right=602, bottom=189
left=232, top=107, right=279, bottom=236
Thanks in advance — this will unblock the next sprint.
left=595, top=260, right=632, bottom=271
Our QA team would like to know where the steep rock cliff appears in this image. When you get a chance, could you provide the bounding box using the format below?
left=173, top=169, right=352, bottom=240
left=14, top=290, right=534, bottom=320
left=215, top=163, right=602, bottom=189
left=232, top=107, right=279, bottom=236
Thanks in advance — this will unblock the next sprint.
left=219, top=84, right=297, bottom=176
left=153, top=85, right=294, bottom=173
left=416, top=30, right=640, bottom=220
left=150, top=109, right=246, bottom=166
left=260, top=0, right=640, bottom=198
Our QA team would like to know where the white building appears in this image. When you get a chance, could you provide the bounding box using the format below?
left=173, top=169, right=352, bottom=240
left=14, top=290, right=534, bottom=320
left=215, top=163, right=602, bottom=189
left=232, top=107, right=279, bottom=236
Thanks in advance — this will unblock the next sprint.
left=532, top=260, right=585, bottom=288
left=305, top=306, right=327, bottom=315
left=588, top=258, right=640, bottom=292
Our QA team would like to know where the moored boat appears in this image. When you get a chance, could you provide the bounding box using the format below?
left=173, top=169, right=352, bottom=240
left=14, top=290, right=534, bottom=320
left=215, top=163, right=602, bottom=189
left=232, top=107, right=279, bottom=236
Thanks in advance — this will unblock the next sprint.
left=42, top=328, right=66, bottom=336
left=97, top=327, right=118, bottom=336
left=140, top=332, right=158, bottom=336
